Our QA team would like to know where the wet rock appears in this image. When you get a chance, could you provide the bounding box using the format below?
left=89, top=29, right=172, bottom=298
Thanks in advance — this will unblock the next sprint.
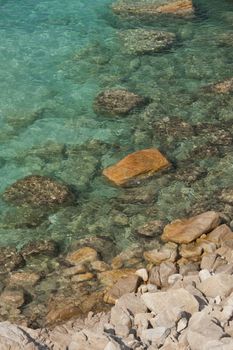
left=136, top=220, right=165, bottom=237
left=21, top=240, right=58, bottom=258
left=161, top=211, right=221, bottom=244
left=204, top=77, right=233, bottom=94
left=197, top=273, right=233, bottom=298
left=71, top=272, right=94, bottom=283
left=120, top=29, right=175, bottom=55
left=0, top=247, right=24, bottom=274
left=98, top=269, right=135, bottom=287
left=66, top=247, right=98, bottom=266
left=103, top=148, right=170, bottom=186
left=0, top=288, right=25, bottom=308
left=112, top=0, right=194, bottom=18
left=111, top=245, right=143, bottom=269
left=8, top=271, right=41, bottom=287
left=90, top=260, right=110, bottom=272
left=46, top=304, right=82, bottom=325
left=3, top=175, right=74, bottom=207
left=219, top=188, right=233, bottom=205
left=62, top=264, right=87, bottom=276
left=104, top=274, right=141, bottom=304
left=94, top=89, right=146, bottom=116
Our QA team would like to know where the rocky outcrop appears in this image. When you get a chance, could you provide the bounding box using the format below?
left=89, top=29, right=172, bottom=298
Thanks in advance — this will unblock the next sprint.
left=94, top=89, right=146, bottom=116
left=120, top=29, right=176, bottom=54
left=3, top=175, right=74, bottom=206
left=112, top=0, right=194, bottom=18
left=103, top=148, right=170, bottom=186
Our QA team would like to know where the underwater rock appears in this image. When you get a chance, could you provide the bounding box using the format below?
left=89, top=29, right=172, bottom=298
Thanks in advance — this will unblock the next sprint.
left=112, top=0, right=194, bottom=18
left=103, top=148, right=170, bottom=186
left=136, top=220, right=165, bottom=237
left=219, top=188, right=233, bottom=205
left=3, top=175, right=74, bottom=207
left=21, top=240, right=58, bottom=258
left=0, top=247, right=24, bottom=274
left=204, top=77, right=233, bottom=94
left=120, top=29, right=175, bottom=55
left=94, top=89, right=146, bottom=116
left=161, top=211, right=221, bottom=244
left=66, top=247, right=98, bottom=266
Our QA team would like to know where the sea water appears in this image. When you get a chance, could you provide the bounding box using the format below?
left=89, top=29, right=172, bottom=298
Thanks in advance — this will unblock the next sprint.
left=0, top=0, right=232, bottom=250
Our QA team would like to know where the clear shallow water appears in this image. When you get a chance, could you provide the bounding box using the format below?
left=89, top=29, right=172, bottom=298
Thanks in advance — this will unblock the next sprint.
left=0, top=0, right=233, bottom=251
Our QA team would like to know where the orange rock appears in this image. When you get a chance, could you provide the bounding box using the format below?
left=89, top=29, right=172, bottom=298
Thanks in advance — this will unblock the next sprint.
left=71, top=272, right=94, bottom=283
left=46, top=304, right=81, bottom=325
left=206, top=77, right=233, bottom=93
left=103, top=148, right=170, bottom=186
left=8, top=271, right=41, bottom=286
left=156, top=0, right=194, bottom=16
left=161, top=211, right=221, bottom=244
left=66, top=247, right=98, bottom=265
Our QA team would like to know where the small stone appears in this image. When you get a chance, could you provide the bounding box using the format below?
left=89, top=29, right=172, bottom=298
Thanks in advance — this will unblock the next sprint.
left=177, top=317, right=188, bottom=333
left=63, top=264, right=87, bottom=276
left=168, top=274, right=183, bottom=285
left=21, top=240, right=58, bottom=257
left=8, top=271, right=41, bottom=286
left=200, top=253, right=217, bottom=271
left=144, top=243, right=177, bottom=264
left=117, top=293, right=147, bottom=315
left=207, top=224, right=233, bottom=245
left=141, top=327, right=169, bottom=345
left=0, top=288, right=25, bottom=308
left=66, top=247, right=98, bottom=265
left=94, top=89, right=146, bottom=116
left=71, top=272, right=94, bottom=283
left=136, top=220, right=165, bottom=237
left=135, top=268, right=148, bottom=282
left=90, top=260, right=110, bottom=272
left=161, top=211, right=221, bottom=244
left=103, top=148, right=170, bottom=186
left=199, top=269, right=212, bottom=282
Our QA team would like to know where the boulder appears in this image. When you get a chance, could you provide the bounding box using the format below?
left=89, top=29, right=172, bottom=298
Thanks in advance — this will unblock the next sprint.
left=104, top=275, right=141, bottom=304
left=3, top=175, right=74, bottom=206
left=94, top=89, right=146, bottom=116
left=103, top=148, right=170, bottom=186
left=112, top=0, right=194, bottom=18
left=120, top=29, right=175, bottom=55
left=141, top=288, right=199, bottom=324
left=161, top=211, right=221, bottom=244
left=197, top=273, right=233, bottom=298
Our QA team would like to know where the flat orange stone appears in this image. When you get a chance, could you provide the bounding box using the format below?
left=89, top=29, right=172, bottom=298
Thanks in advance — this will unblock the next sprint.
left=103, top=148, right=170, bottom=186
left=157, top=0, right=193, bottom=16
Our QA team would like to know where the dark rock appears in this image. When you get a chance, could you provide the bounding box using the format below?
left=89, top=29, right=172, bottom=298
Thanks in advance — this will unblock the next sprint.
left=21, top=240, right=58, bottom=258
left=136, top=220, right=165, bottom=237
left=3, top=175, right=74, bottom=207
left=94, top=89, right=146, bottom=116
left=0, top=247, right=24, bottom=274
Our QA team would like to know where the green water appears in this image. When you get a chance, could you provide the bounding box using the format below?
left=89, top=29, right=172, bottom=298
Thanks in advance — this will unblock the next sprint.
left=0, top=0, right=233, bottom=251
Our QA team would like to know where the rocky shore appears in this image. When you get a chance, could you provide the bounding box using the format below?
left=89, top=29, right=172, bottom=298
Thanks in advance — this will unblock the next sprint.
left=1, top=210, right=233, bottom=349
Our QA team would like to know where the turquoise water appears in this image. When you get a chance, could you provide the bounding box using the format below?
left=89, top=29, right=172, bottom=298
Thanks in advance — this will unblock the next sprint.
left=0, top=0, right=233, bottom=251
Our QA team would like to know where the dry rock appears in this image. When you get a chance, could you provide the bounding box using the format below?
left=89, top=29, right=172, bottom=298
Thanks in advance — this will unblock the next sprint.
left=162, top=211, right=220, bottom=244
left=104, top=274, right=141, bottom=304
left=197, top=273, right=233, bottom=298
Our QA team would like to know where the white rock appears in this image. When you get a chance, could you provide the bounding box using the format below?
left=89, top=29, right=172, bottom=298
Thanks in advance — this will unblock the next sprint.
left=199, top=269, right=212, bottom=282
left=176, top=317, right=188, bottom=333
left=168, top=273, right=183, bottom=285
left=135, top=268, right=148, bottom=282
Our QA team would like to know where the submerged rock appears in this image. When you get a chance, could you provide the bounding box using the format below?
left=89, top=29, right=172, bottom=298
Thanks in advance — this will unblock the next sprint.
left=3, top=175, right=74, bottom=207
left=161, top=211, right=221, bottom=244
left=103, top=148, right=170, bottom=186
left=120, top=29, right=175, bottom=55
left=112, top=0, right=194, bottom=18
left=204, top=77, right=233, bottom=94
left=94, top=89, right=146, bottom=116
